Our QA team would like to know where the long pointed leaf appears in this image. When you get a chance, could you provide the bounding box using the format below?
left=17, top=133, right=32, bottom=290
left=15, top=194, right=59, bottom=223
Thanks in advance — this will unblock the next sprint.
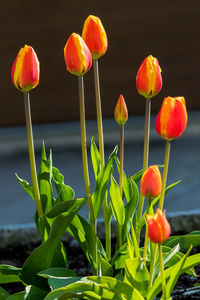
left=110, top=176, right=125, bottom=226
left=91, top=136, right=101, bottom=180
left=92, top=146, right=118, bottom=219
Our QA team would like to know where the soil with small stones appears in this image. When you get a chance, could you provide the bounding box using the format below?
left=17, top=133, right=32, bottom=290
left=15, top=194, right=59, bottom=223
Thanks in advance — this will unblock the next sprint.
left=0, top=239, right=199, bottom=299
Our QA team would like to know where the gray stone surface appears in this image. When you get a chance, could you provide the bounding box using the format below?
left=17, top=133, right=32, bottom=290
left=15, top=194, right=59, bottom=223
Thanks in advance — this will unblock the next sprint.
left=0, top=112, right=199, bottom=246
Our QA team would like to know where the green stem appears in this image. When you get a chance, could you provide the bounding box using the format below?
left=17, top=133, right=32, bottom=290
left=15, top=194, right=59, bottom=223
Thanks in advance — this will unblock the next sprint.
left=24, top=92, right=43, bottom=218
left=143, top=193, right=150, bottom=263
left=93, top=59, right=111, bottom=259
left=118, top=225, right=123, bottom=249
left=143, top=225, right=149, bottom=263
left=149, top=243, right=158, bottom=288
left=119, top=125, right=124, bottom=197
left=137, top=98, right=151, bottom=242
left=78, top=76, right=97, bottom=267
left=159, top=140, right=171, bottom=210
left=159, top=244, right=167, bottom=300
left=117, top=125, right=124, bottom=249
left=93, top=59, right=105, bottom=167
left=149, top=141, right=171, bottom=288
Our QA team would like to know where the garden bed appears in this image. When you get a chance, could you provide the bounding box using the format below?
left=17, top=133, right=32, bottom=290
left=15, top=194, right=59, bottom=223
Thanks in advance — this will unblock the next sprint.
left=0, top=238, right=199, bottom=299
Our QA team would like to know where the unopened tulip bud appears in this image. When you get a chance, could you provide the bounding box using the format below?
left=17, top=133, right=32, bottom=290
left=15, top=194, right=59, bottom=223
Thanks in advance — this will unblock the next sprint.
left=155, top=96, right=188, bottom=141
left=82, top=15, right=108, bottom=60
left=11, top=45, right=39, bottom=93
left=136, top=55, right=162, bottom=98
left=146, top=209, right=171, bottom=244
left=140, top=165, right=162, bottom=198
left=114, top=94, right=128, bottom=126
left=64, top=33, right=92, bottom=76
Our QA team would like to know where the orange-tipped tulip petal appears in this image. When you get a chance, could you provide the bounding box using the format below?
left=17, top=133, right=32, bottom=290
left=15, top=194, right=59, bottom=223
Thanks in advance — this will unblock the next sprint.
left=140, top=165, right=162, bottom=198
left=11, top=45, right=39, bottom=93
left=64, top=33, right=92, bottom=76
left=114, top=94, right=128, bottom=126
left=136, top=55, right=162, bottom=98
left=82, top=15, right=108, bottom=60
left=155, top=96, right=188, bottom=140
left=146, top=209, right=171, bottom=244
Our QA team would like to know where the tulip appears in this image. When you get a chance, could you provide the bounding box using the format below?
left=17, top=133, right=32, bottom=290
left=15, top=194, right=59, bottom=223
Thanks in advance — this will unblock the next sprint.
left=114, top=94, right=128, bottom=126
left=64, top=33, right=92, bottom=76
left=82, top=15, right=108, bottom=60
left=140, top=165, right=162, bottom=198
left=155, top=96, right=188, bottom=140
left=11, top=45, right=39, bottom=93
left=146, top=208, right=171, bottom=244
left=136, top=55, right=162, bottom=98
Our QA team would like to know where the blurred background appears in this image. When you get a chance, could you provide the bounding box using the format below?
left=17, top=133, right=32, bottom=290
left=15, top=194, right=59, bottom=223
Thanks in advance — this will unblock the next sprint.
left=0, top=0, right=200, bottom=228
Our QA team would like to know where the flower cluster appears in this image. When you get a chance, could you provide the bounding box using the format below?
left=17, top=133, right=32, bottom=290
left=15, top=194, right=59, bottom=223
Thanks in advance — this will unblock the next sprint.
left=8, top=14, right=197, bottom=300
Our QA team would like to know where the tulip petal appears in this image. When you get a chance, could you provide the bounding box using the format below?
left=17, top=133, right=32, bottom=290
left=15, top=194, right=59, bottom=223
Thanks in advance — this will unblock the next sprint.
left=11, top=45, right=39, bottom=93
left=82, top=15, right=108, bottom=59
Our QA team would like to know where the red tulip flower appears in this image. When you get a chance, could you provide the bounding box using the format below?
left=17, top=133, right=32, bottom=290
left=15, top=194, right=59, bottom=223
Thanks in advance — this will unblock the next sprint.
left=64, top=33, right=92, bottom=76
left=82, top=15, right=108, bottom=60
left=155, top=96, right=188, bottom=140
left=114, top=94, right=128, bottom=126
left=146, top=209, right=171, bottom=244
left=140, top=165, right=162, bottom=198
left=11, top=45, right=39, bottom=93
left=136, top=55, right=162, bottom=98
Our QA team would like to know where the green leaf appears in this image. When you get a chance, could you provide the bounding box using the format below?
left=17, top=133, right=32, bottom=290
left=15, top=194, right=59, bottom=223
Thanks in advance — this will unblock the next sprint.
left=114, top=157, right=130, bottom=202
left=99, top=255, right=113, bottom=276
left=147, top=249, right=199, bottom=300
left=43, top=279, right=122, bottom=300
left=67, top=215, right=96, bottom=272
left=39, top=268, right=79, bottom=290
left=130, top=169, right=143, bottom=183
left=92, top=146, right=118, bottom=219
left=0, top=265, right=21, bottom=284
left=153, top=244, right=180, bottom=279
left=125, top=258, right=150, bottom=296
left=44, top=276, right=134, bottom=300
left=52, top=167, right=75, bottom=203
left=0, top=286, right=9, bottom=300
left=88, top=276, right=134, bottom=299
left=24, top=285, right=48, bottom=300
left=46, top=198, right=87, bottom=218
left=163, top=231, right=200, bottom=251
left=91, top=136, right=101, bottom=180
left=113, top=243, right=129, bottom=270
left=123, top=177, right=139, bottom=241
left=109, top=176, right=125, bottom=226
left=38, top=144, right=53, bottom=214
left=7, top=292, right=25, bottom=300
left=165, top=246, right=192, bottom=298
left=38, top=267, right=76, bottom=278
left=15, top=174, right=34, bottom=200
left=20, top=212, right=76, bottom=289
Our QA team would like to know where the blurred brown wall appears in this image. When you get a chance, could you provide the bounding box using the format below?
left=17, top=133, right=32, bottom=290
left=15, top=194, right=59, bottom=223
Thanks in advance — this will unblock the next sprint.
left=1, top=0, right=200, bottom=126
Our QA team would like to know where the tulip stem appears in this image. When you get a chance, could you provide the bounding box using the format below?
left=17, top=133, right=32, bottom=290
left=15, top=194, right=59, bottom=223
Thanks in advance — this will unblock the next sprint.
left=93, top=59, right=111, bottom=259
left=137, top=98, right=151, bottom=242
left=119, top=125, right=124, bottom=197
left=143, top=193, right=150, bottom=264
left=149, top=243, right=158, bottom=288
left=159, top=244, right=167, bottom=300
left=93, top=59, right=105, bottom=166
left=159, top=140, right=171, bottom=210
left=24, top=92, right=43, bottom=218
left=78, top=76, right=97, bottom=268
left=116, top=125, right=124, bottom=249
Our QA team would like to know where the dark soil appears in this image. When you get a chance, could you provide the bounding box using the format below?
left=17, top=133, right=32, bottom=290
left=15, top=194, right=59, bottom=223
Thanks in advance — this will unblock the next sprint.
left=0, top=240, right=199, bottom=299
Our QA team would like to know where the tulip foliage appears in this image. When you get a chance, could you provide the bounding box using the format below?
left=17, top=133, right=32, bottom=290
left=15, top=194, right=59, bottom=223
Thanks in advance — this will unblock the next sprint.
left=1, top=14, right=200, bottom=300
